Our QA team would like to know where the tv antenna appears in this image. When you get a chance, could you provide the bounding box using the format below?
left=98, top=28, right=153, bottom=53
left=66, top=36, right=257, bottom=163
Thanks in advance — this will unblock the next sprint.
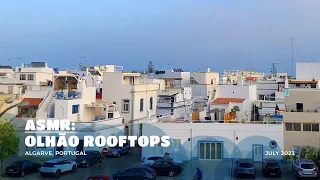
left=271, top=62, right=279, bottom=76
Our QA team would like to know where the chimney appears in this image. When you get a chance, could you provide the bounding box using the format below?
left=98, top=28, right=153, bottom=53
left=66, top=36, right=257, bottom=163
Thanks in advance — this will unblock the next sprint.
left=285, top=76, right=289, bottom=88
left=206, top=67, right=210, bottom=72
left=241, top=76, right=244, bottom=86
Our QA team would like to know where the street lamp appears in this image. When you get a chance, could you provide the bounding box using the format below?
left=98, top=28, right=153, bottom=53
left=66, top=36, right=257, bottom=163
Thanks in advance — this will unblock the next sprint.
left=0, top=101, right=30, bottom=118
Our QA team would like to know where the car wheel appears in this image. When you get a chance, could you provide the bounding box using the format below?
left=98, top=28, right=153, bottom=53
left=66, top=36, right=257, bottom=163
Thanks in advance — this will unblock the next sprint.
left=21, top=171, right=25, bottom=177
left=168, top=170, right=174, bottom=177
left=117, top=152, right=121, bottom=157
left=72, top=165, right=76, bottom=173
left=55, top=169, right=61, bottom=178
left=40, top=173, right=46, bottom=177
left=113, top=177, right=119, bottom=180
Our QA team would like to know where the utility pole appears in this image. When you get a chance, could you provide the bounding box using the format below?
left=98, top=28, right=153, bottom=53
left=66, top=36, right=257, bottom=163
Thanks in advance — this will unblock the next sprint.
left=290, top=37, right=294, bottom=78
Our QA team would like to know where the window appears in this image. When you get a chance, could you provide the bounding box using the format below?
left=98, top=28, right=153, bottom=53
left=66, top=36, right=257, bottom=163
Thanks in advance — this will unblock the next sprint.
left=72, top=104, right=79, bottom=114
left=20, top=74, right=26, bottom=80
left=285, top=123, right=301, bottom=131
left=108, top=113, right=113, bottom=119
left=152, top=162, right=162, bottom=168
left=296, top=103, right=303, bottom=112
left=122, top=100, right=130, bottom=113
left=162, top=162, right=170, bottom=168
left=199, top=142, right=222, bottom=160
left=27, top=74, right=34, bottom=80
left=140, top=98, right=144, bottom=112
left=303, top=123, right=319, bottom=132
left=149, top=97, right=153, bottom=110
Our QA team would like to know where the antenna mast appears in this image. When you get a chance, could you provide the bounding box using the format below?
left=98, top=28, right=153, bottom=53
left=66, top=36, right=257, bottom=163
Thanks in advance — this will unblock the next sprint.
left=271, top=62, right=279, bottom=77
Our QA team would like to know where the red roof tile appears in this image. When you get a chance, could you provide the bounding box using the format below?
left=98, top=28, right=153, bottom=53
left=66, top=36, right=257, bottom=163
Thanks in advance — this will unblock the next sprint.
left=21, top=98, right=43, bottom=107
left=211, top=97, right=245, bottom=104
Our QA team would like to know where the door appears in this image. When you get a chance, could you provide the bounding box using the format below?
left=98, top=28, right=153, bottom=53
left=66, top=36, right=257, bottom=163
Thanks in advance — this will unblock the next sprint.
left=151, top=161, right=163, bottom=175
left=199, top=142, right=222, bottom=160
left=162, top=161, right=171, bottom=175
left=253, top=145, right=263, bottom=162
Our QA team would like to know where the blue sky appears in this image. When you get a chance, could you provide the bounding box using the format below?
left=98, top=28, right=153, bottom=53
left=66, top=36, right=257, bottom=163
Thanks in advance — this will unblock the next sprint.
left=1, top=0, right=320, bottom=74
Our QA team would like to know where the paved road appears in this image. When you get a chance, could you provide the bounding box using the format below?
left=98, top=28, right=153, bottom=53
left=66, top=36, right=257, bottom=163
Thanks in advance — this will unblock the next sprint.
left=3, top=148, right=142, bottom=180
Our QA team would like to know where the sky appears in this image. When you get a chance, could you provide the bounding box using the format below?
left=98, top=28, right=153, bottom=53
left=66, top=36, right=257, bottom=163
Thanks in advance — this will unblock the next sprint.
left=1, top=0, right=320, bottom=75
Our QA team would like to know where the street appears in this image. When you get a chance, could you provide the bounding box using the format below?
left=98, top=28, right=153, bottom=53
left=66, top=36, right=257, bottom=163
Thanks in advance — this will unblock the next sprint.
left=3, top=150, right=320, bottom=180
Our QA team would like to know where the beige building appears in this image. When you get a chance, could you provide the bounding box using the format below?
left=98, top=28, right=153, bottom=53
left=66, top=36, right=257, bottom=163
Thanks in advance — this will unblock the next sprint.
left=282, top=89, right=320, bottom=151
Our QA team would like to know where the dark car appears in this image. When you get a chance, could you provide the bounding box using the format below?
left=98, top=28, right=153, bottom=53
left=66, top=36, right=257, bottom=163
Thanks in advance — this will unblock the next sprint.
left=149, top=159, right=182, bottom=177
left=236, top=159, right=256, bottom=179
left=5, top=160, right=42, bottom=177
left=108, top=143, right=130, bottom=157
left=76, top=150, right=101, bottom=168
left=112, top=166, right=156, bottom=180
left=262, top=159, right=281, bottom=177
left=84, top=175, right=110, bottom=180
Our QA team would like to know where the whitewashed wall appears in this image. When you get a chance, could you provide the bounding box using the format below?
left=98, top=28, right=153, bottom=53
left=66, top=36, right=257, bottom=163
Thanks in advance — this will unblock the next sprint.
left=142, top=123, right=283, bottom=162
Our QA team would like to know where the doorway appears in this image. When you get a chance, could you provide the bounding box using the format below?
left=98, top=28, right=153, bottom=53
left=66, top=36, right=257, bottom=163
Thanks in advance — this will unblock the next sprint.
left=296, top=103, right=303, bottom=112
left=252, top=145, right=263, bottom=162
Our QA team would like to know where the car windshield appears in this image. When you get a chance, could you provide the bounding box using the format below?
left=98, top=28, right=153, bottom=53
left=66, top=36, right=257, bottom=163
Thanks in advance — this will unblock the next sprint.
left=301, top=164, right=314, bottom=169
left=10, top=161, right=24, bottom=167
left=42, top=162, right=57, bottom=167
left=266, top=163, right=280, bottom=168
left=240, top=163, right=253, bottom=168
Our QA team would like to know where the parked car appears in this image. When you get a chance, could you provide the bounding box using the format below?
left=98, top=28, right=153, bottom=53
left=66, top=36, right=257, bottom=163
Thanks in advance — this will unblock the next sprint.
left=262, top=159, right=281, bottom=177
left=236, top=159, right=256, bottom=179
left=141, top=155, right=183, bottom=166
left=112, top=166, right=156, bottom=180
left=149, top=159, right=182, bottom=177
left=5, top=160, right=42, bottom=177
left=292, top=159, right=318, bottom=178
left=84, top=175, right=111, bottom=180
left=141, top=156, right=165, bottom=166
left=107, top=143, right=130, bottom=157
left=40, top=159, right=77, bottom=178
left=76, top=150, right=101, bottom=168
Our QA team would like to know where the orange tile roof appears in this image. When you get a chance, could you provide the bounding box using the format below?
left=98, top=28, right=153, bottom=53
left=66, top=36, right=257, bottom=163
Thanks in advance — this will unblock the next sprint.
left=21, top=98, right=43, bottom=107
left=211, top=97, right=245, bottom=104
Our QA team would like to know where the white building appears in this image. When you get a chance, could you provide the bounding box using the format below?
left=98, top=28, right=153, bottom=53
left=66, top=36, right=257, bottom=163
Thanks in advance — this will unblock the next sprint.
left=142, top=123, right=283, bottom=163
left=157, top=87, right=193, bottom=118
left=102, top=72, right=158, bottom=124
left=221, top=69, right=265, bottom=85
left=296, top=62, right=320, bottom=80
left=207, top=83, right=257, bottom=122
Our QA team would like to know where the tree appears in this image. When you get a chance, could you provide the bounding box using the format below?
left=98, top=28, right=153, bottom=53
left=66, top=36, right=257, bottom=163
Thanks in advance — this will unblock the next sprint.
left=232, top=106, right=240, bottom=112
left=146, top=61, right=155, bottom=74
left=0, top=121, right=20, bottom=176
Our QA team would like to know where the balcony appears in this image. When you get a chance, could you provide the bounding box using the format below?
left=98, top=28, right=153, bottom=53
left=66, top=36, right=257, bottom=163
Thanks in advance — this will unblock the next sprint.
left=157, top=100, right=193, bottom=108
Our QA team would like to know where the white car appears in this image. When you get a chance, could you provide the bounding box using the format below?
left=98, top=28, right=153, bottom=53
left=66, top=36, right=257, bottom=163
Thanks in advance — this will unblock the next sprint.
left=141, top=156, right=183, bottom=166
left=40, top=159, right=77, bottom=178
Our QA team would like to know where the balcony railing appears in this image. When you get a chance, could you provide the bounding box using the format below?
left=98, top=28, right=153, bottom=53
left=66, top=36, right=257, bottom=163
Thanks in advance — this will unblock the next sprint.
left=55, top=91, right=81, bottom=100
